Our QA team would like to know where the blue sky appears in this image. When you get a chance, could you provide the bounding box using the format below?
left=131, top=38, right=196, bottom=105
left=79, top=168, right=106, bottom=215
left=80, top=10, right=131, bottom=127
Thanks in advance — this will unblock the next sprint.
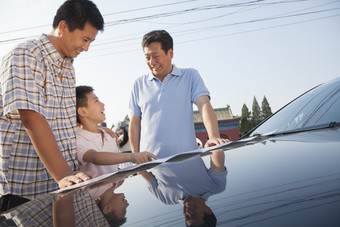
left=1, top=0, right=339, bottom=127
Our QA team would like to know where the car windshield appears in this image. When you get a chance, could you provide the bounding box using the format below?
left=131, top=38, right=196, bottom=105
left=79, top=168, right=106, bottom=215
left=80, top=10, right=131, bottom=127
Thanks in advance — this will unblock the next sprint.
left=250, top=77, right=340, bottom=136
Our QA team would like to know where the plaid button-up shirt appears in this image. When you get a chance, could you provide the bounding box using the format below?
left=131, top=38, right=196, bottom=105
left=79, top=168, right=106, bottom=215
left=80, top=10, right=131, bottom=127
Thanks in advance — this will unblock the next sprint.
left=3, top=190, right=108, bottom=226
left=0, top=34, right=79, bottom=199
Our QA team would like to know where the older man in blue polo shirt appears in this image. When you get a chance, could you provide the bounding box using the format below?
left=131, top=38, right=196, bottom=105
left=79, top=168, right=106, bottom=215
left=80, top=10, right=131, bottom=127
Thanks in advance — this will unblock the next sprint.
left=129, top=30, right=226, bottom=158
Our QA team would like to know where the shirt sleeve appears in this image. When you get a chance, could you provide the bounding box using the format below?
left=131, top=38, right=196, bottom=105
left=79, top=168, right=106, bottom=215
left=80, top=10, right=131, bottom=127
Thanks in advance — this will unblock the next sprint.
left=129, top=79, right=142, bottom=117
left=207, top=168, right=228, bottom=194
left=190, top=69, right=210, bottom=104
left=1, top=47, right=46, bottom=122
left=76, top=132, right=90, bottom=165
left=147, top=177, right=173, bottom=205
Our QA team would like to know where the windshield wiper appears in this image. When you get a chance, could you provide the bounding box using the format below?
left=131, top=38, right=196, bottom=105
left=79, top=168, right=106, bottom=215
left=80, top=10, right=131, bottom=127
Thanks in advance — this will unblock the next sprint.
left=254, top=122, right=340, bottom=138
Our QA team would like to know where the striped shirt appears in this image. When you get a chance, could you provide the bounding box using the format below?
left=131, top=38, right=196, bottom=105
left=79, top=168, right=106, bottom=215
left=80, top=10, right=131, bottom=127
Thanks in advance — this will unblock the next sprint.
left=0, top=34, right=79, bottom=199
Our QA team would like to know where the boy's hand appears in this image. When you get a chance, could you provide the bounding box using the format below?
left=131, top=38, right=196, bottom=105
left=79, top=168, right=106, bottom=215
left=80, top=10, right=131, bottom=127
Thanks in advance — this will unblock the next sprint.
left=131, top=152, right=158, bottom=164
left=58, top=171, right=91, bottom=188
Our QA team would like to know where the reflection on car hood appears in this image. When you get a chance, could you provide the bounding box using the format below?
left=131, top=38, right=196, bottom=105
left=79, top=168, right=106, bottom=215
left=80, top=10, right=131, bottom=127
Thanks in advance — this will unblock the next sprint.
left=217, top=128, right=340, bottom=227
left=1, top=127, right=339, bottom=227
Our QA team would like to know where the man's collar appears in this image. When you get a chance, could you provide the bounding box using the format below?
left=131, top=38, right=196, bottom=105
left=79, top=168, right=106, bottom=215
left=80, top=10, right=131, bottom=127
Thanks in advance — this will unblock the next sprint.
left=40, top=34, right=74, bottom=70
left=147, top=65, right=181, bottom=81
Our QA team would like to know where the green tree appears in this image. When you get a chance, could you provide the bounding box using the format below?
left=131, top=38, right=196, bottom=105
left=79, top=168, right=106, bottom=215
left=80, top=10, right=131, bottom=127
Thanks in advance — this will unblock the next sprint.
left=251, top=96, right=262, bottom=128
left=261, top=96, right=272, bottom=120
left=239, top=104, right=252, bottom=136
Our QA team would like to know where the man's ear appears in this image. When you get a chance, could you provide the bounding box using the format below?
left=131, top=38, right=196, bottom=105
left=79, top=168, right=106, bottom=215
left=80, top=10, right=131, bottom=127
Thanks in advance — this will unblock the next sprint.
left=204, top=204, right=213, bottom=214
left=168, top=48, right=174, bottom=59
left=58, top=20, right=68, bottom=36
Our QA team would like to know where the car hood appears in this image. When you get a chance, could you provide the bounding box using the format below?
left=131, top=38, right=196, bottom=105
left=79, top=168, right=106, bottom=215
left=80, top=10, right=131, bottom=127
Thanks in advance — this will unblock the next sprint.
left=218, top=127, right=340, bottom=226
left=1, top=128, right=339, bottom=227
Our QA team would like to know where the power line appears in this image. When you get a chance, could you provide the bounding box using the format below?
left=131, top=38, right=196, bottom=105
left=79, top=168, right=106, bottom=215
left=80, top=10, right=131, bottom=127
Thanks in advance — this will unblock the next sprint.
left=84, top=0, right=314, bottom=47
left=174, top=13, right=340, bottom=45
left=0, top=0, right=304, bottom=42
left=0, top=24, right=50, bottom=35
left=77, top=12, right=340, bottom=60
left=104, top=1, right=274, bottom=26
left=0, top=0, right=338, bottom=53
left=0, top=1, right=252, bottom=44
left=94, top=5, right=340, bottom=47
left=170, top=7, right=340, bottom=35
left=102, top=0, right=201, bottom=16
left=0, top=0, right=201, bottom=36
left=0, top=36, right=37, bottom=44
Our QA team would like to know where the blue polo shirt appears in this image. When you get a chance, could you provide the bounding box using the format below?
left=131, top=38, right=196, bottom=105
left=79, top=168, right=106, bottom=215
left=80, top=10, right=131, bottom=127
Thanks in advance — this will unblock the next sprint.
left=147, top=155, right=227, bottom=205
left=129, top=65, right=210, bottom=158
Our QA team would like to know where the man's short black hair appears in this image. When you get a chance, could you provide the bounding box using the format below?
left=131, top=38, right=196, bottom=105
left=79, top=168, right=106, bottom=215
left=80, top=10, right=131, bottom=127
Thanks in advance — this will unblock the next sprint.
left=186, top=212, right=217, bottom=227
left=53, top=0, right=104, bottom=32
left=142, top=30, right=173, bottom=54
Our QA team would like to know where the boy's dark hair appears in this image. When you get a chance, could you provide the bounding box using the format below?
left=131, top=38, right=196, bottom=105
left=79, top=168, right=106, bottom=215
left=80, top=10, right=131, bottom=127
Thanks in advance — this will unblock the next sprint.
left=53, top=0, right=104, bottom=32
left=97, top=200, right=127, bottom=227
left=142, top=30, right=173, bottom=54
left=186, top=212, right=217, bottom=227
left=76, top=85, right=94, bottom=124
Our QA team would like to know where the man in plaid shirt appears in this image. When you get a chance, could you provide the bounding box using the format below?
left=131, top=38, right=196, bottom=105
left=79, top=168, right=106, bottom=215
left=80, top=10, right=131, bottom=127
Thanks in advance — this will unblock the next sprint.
left=0, top=0, right=104, bottom=212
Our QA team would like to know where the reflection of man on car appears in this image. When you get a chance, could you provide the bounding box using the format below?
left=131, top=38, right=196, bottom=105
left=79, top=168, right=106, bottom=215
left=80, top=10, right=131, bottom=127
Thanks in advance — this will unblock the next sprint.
left=88, top=180, right=128, bottom=227
left=1, top=190, right=107, bottom=226
left=140, top=150, right=227, bottom=227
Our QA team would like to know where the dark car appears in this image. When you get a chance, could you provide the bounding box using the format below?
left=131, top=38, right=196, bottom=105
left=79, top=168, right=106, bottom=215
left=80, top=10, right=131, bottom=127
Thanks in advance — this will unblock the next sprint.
left=1, top=77, right=339, bottom=227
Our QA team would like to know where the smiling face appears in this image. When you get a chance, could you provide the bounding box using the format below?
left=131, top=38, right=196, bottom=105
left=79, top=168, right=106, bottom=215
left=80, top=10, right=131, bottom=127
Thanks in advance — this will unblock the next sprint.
left=57, top=21, right=98, bottom=58
left=82, top=92, right=105, bottom=125
left=144, top=41, right=173, bottom=81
